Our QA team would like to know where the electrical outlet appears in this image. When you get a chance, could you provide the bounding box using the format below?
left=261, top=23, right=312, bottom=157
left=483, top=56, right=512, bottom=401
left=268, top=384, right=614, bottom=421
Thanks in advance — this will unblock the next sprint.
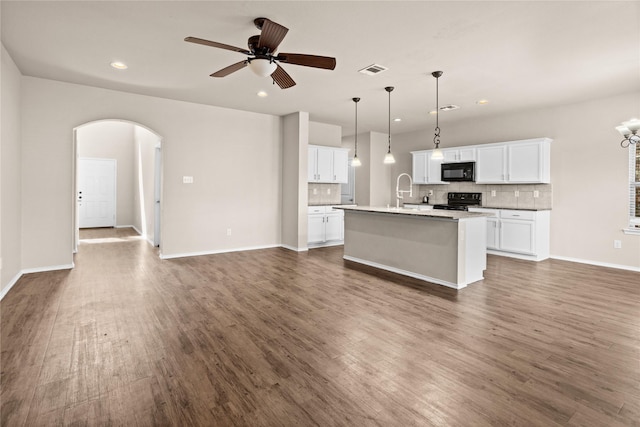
left=491, top=190, right=496, bottom=197
left=182, top=176, right=194, bottom=184
left=614, top=240, right=622, bottom=249
left=327, top=188, right=331, bottom=195
left=533, top=190, right=540, bottom=198
left=313, top=188, right=318, bottom=195
left=227, top=228, right=232, bottom=236
left=514, top=190, right=519, bottom=197
left=428, top=190, right=433, bottom=196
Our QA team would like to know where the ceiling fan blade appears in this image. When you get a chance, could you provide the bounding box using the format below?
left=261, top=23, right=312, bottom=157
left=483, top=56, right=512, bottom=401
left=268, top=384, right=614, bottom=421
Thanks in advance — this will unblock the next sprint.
left=210, top=61, right=248, bottom=77
left=277, top=53, right=336, bottom=70
left=257, top=19, right=289, bottom=52
left=271, top=65, right=296, bottom=89
left=185, top=36, right=251, bottom=55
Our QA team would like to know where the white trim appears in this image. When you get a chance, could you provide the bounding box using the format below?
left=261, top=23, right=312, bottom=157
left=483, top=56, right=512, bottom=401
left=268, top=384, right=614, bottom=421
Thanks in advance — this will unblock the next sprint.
left=343, top=255, right=469, bottom=290
left=550, top=255, right=640, bottom=273
left=160, top=244, right=282, bottom=260
left=1, top=271, right=24, bottom=300
left=21, top=263, right=75, bottom=274
left=486, top=249, right=548, bottom=262
left=308, top=241, right=344, bottom=249
left=280, top=244, right=309, bottom=252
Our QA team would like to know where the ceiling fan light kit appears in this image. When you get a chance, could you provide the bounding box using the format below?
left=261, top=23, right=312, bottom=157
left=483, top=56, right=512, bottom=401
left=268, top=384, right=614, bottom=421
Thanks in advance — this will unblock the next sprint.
left=185, top=17, right=336, bottom=89
left=248, top=58, right=277, bottom=77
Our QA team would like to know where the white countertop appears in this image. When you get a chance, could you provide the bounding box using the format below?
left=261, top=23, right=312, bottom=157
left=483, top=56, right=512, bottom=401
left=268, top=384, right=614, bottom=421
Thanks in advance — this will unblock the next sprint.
left=334, top=205, right=491, bottom=220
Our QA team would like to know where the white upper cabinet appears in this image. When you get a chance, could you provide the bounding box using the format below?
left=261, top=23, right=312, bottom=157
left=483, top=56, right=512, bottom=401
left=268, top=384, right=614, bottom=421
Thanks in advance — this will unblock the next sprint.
left=442, top=147, right=476, bottom=163
left=308, top=145, right=349, bottom=184
left=411, top=150, right=448, bottom=184
left=476, top=138, right=551, bottom=184
left=332, top=149, right=349, bottom=183
left=476, top=145, right=507, bottom=182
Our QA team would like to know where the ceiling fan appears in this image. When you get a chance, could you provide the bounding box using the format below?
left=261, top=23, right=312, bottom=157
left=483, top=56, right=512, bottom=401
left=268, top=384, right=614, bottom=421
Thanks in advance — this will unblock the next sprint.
left=185, top=17, right=336, bottom=89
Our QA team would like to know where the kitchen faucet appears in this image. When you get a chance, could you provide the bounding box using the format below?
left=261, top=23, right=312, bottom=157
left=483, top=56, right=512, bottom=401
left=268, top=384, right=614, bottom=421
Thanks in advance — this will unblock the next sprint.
left=396, top=173, right=413, bottom=209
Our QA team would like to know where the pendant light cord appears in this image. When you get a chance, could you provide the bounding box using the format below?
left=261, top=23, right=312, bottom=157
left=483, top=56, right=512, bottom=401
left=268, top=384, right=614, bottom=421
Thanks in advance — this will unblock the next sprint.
left=386, top=87, right=393, bottom=152
left=434, top=73, right=441, bottom=149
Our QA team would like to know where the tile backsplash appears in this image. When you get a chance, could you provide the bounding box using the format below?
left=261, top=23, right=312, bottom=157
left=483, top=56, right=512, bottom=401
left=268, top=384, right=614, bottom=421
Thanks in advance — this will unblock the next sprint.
left=308, top=183, right=341, bottom=205
left=410, top=183, right=552, bottom=210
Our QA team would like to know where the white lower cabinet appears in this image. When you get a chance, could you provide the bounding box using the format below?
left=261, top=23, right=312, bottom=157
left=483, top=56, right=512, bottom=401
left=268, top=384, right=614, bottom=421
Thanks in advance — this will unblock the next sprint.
left=469, top=208, right=550, bottom=261
left=308, top=206, right=344, bottom=246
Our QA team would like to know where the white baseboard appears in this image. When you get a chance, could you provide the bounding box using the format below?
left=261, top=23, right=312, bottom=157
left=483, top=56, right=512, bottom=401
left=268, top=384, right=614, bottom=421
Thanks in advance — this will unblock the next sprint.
left=160, top=244, right=281, bottom=260
left=280, top=244, right=309, bottom=252
left=550, top=255, right=640, bottom=273
left=1, top=263, right=74, bottom=301
left=343, top=255, right=469, bottom=290
left=1, top=271, right=23, bottom=300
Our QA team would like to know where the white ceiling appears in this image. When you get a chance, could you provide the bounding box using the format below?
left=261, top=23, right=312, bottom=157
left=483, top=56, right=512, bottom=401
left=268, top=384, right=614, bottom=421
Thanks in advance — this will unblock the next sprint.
left=2, top=1, right=639, bottom=136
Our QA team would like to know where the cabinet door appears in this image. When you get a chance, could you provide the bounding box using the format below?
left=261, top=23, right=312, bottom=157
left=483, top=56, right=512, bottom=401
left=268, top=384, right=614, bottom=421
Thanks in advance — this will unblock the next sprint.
left=412, top=152, right=428, bottom=184
left=308, top=215, right=326, bottom=243
left=316, top=147, right=334, bottom=182
left=308, top=148, right=318, bottom=182
left=508, top=142, right=544, bottom=183
left=476, top=145, right=507, bottom=183
left=333, top=150, right=349, bottom=183
left=459, top=148, right=476, bottom=162
left=325, top=212, right=343, bottom=241
left=487, top=218, right=500, bottom=249
left=443, top=149, right=459, bottom=163
left=427, top=152, right=446, bottom=183
left=500, top=219, right=535, bottom=254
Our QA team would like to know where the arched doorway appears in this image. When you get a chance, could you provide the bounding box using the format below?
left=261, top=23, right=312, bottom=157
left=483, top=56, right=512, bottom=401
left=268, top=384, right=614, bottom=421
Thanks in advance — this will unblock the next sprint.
left=72, top=119, right=163, bottom=254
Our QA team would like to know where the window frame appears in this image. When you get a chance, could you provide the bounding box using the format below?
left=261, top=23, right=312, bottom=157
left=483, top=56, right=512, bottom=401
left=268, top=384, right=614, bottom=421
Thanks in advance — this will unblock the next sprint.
left=626, top=143, right=640, bottom=234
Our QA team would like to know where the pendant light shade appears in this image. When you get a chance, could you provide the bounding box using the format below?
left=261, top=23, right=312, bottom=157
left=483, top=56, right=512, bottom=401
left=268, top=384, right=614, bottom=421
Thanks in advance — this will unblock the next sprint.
left=384, top=86, right=396, bottom=164
left=431, top=71, right=444, bottom=160
left=352, top=97, right=362, bottom=167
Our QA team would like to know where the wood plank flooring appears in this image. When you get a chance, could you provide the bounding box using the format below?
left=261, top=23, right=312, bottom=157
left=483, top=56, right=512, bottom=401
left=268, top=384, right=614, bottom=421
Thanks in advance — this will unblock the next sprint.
left=1, top=227, right=639, bottom=426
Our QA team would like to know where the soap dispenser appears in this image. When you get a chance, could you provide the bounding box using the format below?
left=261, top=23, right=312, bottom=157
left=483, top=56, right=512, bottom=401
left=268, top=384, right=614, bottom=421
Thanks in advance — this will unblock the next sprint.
left=422, top=195, right=429, bottom=204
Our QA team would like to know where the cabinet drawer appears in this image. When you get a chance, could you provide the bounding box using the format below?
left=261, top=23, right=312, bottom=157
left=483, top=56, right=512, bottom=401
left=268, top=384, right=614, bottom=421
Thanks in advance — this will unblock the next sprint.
left=308, top=206, right=327, bottom=214
left=500, top=210, right=535, bottom=220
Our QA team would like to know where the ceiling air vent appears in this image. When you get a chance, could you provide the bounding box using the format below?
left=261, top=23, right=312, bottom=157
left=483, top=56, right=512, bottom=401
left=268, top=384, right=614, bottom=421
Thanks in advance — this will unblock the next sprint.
left=358, top=64, right=388, bottom=76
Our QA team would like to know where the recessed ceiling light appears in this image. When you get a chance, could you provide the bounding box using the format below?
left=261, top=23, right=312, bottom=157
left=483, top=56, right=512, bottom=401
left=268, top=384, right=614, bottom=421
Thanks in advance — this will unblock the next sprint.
left=393, top=118, right=402, bottom=122
left=110, top=61, right=128, bottom=70
left=257, top=91, right=268, bottom=98
left=477, top=99, right=489, bottom=105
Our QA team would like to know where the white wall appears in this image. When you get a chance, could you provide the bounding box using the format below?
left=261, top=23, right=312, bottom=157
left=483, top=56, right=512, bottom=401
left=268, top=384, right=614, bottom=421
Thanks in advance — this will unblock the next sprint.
left=309, top=121, right=342, bottom=147
left=281, top=112, right=308, bottom=250
left=390, top=92, right=640, bottom=269
left=1, top=45, right=22, bottom=294
left=20, top=76, right=282, bottom=268
left=77, top=121, right=136, bottom=227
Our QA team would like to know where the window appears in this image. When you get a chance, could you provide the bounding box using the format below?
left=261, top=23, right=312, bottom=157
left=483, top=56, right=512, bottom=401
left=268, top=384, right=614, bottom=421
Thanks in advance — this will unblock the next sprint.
left=629, top=143, right=640, bottom=229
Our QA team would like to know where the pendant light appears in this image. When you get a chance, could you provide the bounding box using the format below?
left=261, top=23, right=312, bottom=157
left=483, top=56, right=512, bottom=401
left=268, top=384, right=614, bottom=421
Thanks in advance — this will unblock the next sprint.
left=616, top=118, right=640, bottom=147
left=384, top=86, right=396, bottom=164
left=431, top=71, right=444, bottom=160
left=352, top=97, right=362, bottom=166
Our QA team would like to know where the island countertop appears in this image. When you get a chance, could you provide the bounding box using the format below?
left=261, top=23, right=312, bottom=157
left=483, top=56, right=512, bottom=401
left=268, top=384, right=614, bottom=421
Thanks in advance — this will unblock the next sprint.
left=334, top=205, right=491, bottom=220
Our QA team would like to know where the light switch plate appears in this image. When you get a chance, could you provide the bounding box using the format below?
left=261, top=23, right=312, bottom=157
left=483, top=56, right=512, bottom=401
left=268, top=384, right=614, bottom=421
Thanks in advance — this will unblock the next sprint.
left=533, top=190, right=540, bottom=198
left=514, top=190, right=519, bottom=197
left=182, top=176, right=194, bottom=184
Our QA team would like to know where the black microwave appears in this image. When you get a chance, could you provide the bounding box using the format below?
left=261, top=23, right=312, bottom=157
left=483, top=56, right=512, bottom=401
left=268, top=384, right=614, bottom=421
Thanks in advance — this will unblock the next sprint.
left=441, top=162, right=475, bottom=182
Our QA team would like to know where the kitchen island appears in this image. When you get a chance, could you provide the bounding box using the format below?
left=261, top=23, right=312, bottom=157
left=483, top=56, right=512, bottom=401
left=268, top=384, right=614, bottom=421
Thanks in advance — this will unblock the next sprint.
left=336, top=206, right=489, bottom=289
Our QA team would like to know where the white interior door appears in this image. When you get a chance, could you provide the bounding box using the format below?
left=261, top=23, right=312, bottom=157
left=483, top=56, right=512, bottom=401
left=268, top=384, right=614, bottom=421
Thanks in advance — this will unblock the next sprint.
left=78, top=158, right=116, bottom=228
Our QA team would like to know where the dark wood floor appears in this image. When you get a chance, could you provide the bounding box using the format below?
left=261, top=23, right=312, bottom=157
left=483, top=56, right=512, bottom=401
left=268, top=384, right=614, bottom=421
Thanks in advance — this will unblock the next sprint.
left=1, top=227, right=639, bottom=426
